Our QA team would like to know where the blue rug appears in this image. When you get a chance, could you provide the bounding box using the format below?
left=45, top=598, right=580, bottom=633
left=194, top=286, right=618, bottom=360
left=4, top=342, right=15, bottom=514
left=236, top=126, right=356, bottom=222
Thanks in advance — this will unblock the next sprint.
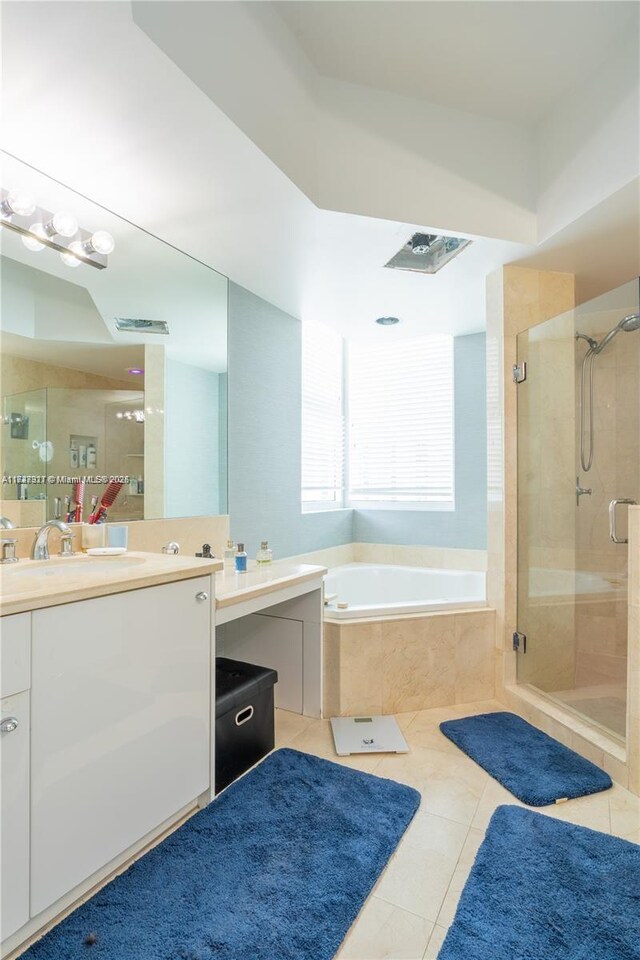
left=439, top=805, right=640, bottom=960
left=23, top=748, right=420, bottom=960
left=439, top=711, right=612, bottom=805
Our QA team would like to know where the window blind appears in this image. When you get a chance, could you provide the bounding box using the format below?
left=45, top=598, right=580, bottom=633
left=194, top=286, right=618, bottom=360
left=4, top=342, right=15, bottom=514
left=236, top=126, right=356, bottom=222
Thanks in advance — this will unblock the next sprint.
left=348, top=336, right=454, bottom=504
left=301, top=321, right=345, bottom=509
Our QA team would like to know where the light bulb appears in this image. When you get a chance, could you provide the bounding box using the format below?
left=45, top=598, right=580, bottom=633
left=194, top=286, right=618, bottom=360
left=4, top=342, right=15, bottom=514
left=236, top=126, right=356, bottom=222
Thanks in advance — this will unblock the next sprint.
left=2, top=190, right=36, bottom=218
left=50, top=210, right=78, bottom=238
left=89, top=230, right=115, bottom=255
left=60, top=249, right=81, bottom=268
left=21, top=223, right=47, bottom=252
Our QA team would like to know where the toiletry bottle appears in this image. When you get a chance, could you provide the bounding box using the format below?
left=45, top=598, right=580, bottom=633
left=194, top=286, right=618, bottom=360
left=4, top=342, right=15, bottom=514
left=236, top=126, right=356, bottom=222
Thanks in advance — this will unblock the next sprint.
left=70, top=443, right=79, bottom=469
left=129, top=475, right=137, bottom=495
left=224, top=539, right=236, bottom=571
left=137, top=475, right=144, bottom=494
left=235, top=543, right=247, bottom=573
left=86, top=443, right=97, bottom=469
left=256, top=540, right=273, bottom=564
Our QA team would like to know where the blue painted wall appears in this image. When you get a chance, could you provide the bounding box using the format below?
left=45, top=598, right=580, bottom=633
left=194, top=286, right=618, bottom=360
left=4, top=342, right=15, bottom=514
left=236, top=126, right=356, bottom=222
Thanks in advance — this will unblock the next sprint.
left=165, top=358, right=222, bottom=517
left=352, top=333, right=487, bottom=549
left=227, top=281, right=487, bottom=556
left=227, top=283, right=352, bottom=559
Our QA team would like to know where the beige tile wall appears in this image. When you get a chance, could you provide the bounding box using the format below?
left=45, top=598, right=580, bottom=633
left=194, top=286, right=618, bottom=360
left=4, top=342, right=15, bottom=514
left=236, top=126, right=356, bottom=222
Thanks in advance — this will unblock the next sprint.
left=323, top=609, right=496, bottom=717
left=290, top=542, right=487, bottom=571
left=4, top=515, right=230, bottom=562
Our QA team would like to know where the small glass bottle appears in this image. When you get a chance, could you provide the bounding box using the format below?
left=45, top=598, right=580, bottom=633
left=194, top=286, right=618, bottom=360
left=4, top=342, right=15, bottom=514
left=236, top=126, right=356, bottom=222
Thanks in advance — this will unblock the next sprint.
left=235, top=542, right=247, bottom=573
left=224, top=539, right=236, bottom=571
left=256, top=540, right=273, bottom=564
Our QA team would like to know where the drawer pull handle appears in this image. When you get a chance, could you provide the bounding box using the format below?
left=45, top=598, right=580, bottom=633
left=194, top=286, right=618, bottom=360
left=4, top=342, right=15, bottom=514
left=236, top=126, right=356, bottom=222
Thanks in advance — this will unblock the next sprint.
left=1, top=717, right=18, bottom=734
left=235, top=705, right=254, bottom=726
left=195, top=591, right=209, bottom=602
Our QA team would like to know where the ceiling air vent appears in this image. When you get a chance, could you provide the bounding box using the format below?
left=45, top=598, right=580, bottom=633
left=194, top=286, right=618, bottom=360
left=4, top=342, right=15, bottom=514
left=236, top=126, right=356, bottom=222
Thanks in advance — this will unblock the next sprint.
left=114, top=318, right=170, bottom=335
left=384, top=233, right=472, bottom=274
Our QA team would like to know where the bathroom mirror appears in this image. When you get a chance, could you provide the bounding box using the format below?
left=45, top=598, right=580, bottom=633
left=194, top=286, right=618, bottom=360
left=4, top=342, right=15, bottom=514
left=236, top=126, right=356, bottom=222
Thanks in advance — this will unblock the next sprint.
left=0, top=153, right=228, bottom=526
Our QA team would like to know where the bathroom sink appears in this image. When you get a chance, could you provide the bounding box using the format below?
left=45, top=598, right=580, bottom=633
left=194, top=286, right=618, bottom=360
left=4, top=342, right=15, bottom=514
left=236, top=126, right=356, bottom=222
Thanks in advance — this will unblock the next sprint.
left=3, top=556, right=147, bottom=584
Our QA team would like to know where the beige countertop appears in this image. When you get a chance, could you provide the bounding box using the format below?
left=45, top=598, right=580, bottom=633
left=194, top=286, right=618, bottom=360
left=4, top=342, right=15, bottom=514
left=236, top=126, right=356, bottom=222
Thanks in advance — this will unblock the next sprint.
left=215, top=560, right=327, bottom=609
left=0, top=551, right=222, bottom=617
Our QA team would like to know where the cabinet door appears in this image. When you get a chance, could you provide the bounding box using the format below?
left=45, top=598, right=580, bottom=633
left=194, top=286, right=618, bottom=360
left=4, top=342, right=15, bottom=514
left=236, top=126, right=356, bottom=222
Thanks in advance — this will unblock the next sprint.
left=31, top=577, right=211, bottom=916
left=1, top=691, right=30, bottom=940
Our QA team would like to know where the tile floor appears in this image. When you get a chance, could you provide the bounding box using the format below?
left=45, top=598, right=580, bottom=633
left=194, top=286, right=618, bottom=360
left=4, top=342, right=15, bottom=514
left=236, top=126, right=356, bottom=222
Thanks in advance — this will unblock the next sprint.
left=274, top=700, right=640, bottom=960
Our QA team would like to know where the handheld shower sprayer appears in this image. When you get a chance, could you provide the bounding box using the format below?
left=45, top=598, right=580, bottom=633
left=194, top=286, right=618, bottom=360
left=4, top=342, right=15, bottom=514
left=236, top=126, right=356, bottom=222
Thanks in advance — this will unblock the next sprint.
left=577, top=313, right=640, bottom=472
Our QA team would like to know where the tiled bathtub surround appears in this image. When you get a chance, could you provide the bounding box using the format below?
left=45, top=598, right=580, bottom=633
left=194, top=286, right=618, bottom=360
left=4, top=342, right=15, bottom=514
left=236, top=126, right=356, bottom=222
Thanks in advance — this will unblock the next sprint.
left=324, top=609, right=496, bottom=716
left=291, top=542, right=488, bottom=571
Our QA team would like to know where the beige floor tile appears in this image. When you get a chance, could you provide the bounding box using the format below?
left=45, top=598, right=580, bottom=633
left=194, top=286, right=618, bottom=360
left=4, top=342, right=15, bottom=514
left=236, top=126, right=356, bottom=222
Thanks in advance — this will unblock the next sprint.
left=337, top=896, right=434, bottom=960
left=622, top=829, right=640, bottom=845
left=274, top=708, right=314, bottom=747
left=396, top=710, right=418, bottom=730
left=471, top=779, right=525, bottom=831
left=609, top=784, right=640, bottom=838
left=376, top=746, right=488, bottom=826
left=422, top=923, right=449, bottom=959
left=538, top=790, right=612, bottom=833
left=403, top=716, right=461, bottom=756
left=375, top=814, right=468, bottom=921
left=435, top=827, right=484, bottom=928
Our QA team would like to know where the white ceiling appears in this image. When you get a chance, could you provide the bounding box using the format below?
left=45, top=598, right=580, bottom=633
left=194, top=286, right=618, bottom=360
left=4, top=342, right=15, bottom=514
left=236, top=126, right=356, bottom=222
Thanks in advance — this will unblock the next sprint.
left=274, top=1, right=638, bottom=125
left=1, top=0, right=637, bottom=348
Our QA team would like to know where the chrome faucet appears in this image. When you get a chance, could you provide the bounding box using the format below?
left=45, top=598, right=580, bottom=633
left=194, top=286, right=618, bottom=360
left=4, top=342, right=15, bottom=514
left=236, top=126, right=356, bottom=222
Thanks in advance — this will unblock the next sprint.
left=32, top=519, right=75, bottom=560
left=0, top=516, right=16, bottom=529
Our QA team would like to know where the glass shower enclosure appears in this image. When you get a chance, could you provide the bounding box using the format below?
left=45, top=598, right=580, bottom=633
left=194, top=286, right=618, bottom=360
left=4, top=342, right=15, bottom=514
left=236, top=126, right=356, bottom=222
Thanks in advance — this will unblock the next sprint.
left=516, top=278, right=640, bottom=742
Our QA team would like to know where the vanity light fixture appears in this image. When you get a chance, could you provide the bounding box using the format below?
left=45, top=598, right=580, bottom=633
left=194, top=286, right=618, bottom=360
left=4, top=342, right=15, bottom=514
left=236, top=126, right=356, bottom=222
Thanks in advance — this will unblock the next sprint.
left=1, top=188, right=114, bottom=270
left=0, top=190, right=36, bottom=218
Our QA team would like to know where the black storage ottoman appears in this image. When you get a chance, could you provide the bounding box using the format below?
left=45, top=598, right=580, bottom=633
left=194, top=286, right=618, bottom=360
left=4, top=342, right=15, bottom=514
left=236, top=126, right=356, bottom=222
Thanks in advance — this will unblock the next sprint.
left=215, top=656, right=278, bottom=794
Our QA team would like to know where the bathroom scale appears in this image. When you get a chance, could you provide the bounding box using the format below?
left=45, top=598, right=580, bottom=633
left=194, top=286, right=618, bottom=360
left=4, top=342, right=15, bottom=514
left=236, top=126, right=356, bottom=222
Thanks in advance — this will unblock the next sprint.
left=330, top=715, right=410, bottom=755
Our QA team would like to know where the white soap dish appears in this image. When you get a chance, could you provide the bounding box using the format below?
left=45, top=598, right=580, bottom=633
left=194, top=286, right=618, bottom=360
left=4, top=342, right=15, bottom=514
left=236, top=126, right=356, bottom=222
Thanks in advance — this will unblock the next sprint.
left=86, top=547, right=128, bottom=556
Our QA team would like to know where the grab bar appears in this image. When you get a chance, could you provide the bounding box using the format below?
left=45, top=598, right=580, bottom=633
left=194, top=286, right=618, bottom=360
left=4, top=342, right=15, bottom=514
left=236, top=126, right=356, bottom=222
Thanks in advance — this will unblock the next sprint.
left=609, top=499, right=638, bottom=544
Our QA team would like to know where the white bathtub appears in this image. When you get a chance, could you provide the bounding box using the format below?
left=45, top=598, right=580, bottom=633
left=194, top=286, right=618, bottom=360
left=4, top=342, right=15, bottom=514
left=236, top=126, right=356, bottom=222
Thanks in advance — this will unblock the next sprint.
left=323, top=563, right=487, bottom=620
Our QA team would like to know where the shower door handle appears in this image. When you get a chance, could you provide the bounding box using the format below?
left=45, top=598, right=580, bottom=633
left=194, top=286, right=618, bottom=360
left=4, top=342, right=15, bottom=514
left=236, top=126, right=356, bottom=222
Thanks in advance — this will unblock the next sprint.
left=609, top=499, right=638, bottom=544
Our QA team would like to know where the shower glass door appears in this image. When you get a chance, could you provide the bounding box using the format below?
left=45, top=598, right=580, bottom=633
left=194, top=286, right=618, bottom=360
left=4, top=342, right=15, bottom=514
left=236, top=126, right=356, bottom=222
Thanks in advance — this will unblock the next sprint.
left=516, top=278, right=640, bottom=742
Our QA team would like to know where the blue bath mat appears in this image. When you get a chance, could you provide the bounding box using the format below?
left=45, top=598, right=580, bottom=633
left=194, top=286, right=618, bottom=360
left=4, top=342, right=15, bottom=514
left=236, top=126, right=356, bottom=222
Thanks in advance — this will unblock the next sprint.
left=439, top=805, right=640, bottom=960
left=22, top=748, right=420, bottom=960
left=439, top=711, right=612, bottom=805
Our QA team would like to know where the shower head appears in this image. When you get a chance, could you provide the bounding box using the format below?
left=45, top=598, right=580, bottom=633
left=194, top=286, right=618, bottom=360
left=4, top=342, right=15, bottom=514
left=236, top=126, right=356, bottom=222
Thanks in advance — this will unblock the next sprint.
left=593, top=313, right=640, bottom=353
left=619, top=313, right=640, bottom=332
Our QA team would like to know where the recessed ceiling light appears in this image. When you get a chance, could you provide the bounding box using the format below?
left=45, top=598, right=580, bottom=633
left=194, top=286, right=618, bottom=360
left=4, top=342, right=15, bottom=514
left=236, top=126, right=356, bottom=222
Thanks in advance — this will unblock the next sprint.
left=375, top=316, right=400, bottom=326
left=127, top=367, right=144, bottom=375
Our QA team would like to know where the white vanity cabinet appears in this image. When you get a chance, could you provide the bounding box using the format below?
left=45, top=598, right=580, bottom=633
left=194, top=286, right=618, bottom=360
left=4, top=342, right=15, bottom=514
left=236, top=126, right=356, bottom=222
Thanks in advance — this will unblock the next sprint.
left=1, top=613, right=31, bottom=940
left=29, top=576, right=212, bottom=916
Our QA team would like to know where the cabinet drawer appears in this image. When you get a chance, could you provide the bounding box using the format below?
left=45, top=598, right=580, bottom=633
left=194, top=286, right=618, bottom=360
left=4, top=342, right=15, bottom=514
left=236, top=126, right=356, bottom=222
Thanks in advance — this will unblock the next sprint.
left=1, top=691, right=30, bottom=940
left=1, top=613, right=31, bottom=698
